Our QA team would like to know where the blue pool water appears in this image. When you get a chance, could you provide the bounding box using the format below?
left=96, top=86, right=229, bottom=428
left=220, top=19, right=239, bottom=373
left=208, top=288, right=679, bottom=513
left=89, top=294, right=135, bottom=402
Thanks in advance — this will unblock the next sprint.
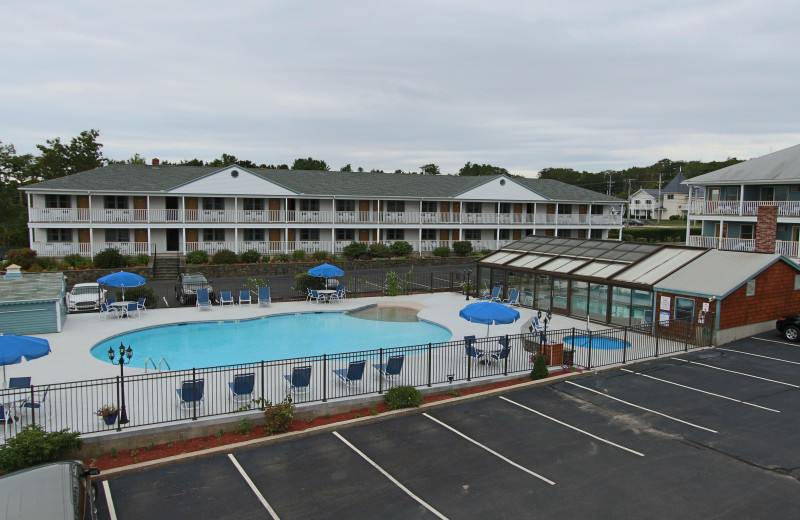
left=91, top=311, right=452, bottom=369
left=563, top=335, right=630, bottom=350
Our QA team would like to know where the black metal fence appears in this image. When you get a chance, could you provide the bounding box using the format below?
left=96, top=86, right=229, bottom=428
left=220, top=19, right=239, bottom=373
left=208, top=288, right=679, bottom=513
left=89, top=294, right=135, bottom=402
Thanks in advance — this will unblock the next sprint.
left=3, top=315, right=712, bottom=438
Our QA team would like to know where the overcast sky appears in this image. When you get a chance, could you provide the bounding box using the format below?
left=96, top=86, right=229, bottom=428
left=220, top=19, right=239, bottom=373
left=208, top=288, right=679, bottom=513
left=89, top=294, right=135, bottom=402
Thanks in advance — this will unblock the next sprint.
left=2, top=0, right=799, bottom=176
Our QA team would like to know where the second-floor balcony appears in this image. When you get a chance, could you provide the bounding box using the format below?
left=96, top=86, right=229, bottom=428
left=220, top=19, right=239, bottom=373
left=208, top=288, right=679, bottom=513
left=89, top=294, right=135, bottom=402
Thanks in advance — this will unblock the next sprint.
left=690, top=200, right=800, bottom=218
left=29, top=208, right=623, bottom=226
left=687, top=235, right=799, bottom=257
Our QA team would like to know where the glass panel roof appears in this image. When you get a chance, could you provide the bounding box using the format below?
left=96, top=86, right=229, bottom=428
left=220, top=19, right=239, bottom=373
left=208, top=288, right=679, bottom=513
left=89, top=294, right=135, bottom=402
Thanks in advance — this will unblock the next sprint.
left=612, top=248, right=705, bottom=284
left=507, top=254, right=554, bottom=269
left=481, top=251, right=522, bottom=265
left=550, top=258, right=589, bottom=273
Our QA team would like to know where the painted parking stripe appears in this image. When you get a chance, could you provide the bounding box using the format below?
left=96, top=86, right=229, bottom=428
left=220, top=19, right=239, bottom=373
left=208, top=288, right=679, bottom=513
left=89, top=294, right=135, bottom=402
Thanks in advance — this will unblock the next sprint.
left=675, top=358, right=800, bottom=388
left=565, top=381, right=718, bottom=434
left=753, top=337, right=800, bottom=347
left=718, top=347, right=800, bottom=366
left=422, top=412, right=556, bottom=485
left=103, top=480, right=118, bottom=520
left=228, top=453, right=280, bottom=520
left=333, top=431, right=449, bottom=520
left=499, top=396, right=645, bottom=457
left=621, top=368, right=780, bottom=413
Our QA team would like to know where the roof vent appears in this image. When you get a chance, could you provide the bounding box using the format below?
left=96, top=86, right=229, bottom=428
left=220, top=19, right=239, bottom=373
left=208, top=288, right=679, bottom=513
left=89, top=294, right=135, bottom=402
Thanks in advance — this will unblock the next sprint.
left=152, top=158, right=160, bottom=167
left=4, top=264, right=22, bottom=280
left=500, top=179, right=506, bottom=186
left=231, top=170, right=239, bottom=178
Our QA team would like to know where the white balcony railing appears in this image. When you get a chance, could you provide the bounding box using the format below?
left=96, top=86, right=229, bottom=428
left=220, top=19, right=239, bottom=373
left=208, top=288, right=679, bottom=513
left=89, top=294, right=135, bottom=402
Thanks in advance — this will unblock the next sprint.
left=690, top=200, right=800, bottom=217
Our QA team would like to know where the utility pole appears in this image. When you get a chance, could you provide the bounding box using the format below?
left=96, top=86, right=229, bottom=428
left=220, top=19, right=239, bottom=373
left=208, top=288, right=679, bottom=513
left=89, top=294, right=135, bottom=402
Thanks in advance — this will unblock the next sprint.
left=606, top=171, right=614, bottom=196
left=657, top=172, right=663, bottom=223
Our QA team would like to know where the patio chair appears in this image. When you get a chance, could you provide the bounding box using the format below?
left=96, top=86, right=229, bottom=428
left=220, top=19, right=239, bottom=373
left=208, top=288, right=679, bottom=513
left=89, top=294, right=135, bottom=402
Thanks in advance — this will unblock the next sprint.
left=309, top=289, right=324, bottom=304
left=491, top=339, right=511, bottom=364
left=503, top=289, right=520, bottom=306
left=284, top=366, right=312, bottom=392
left=137, top=297, right=147, bottom=312
left=329, top=286, right=346, bottom=303
left=257, top=286, right=271, bottom=307
left=176, top=378, right=205, bottom=410
left=8, top=377, right=31, bottom=389
left=464, top=335, right=484, bottom=364
left=306, top=287, right=313, bottom=302
left=0, top=404, right=11, bottom=440
left=373, top=354, right=404, bottom=380
left=123, top=301, right=140, bottom=319
left=99, top=302, right=119, bottom=319
left=333, top=360, right=366, bottom=386
left=480, top=286, right=502, bottom=302
left=196, top=289, right=212, bottom=311
left=228, top=372, right=255, bottom=402
left=219, top=291, right=234, bottom=307
left=531, top=316, right=544, bottom=333
left=239, top=290, right=252, bottom=306
left=106, top=297, right=117, bottom=306
left=20, top=385, right=51, bottom=423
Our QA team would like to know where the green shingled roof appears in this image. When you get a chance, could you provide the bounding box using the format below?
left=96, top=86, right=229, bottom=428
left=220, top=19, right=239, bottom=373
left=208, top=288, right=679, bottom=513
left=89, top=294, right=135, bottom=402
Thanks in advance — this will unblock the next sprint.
left=22, top=164, right=622, bottom=202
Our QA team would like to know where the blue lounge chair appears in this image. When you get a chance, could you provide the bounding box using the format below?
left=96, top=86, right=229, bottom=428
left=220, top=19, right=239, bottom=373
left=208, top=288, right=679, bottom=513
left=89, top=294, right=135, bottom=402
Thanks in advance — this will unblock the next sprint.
left=258, top=286, right=271, bottom=307
left=228, top=372, right=255, bottom=402
left=333, top=360, right=366, bottom=386
left=239, top=290, right=252, bottom=306
left=284, top=366, right=312, bottom=392
left=503, top=289, right=520, bottom=306
left=480, top=286, right=502, bottom=302
left=373, top=355, right=404, bottom=380
left=176, top=379, right=205, bottom=410
left=531, top=316, right=544, bottom=333
left=464, top=335, right=484, bottom=364
left=219, top=291, right=234, bottom=307
left=196, top=288, right=212, bottom=311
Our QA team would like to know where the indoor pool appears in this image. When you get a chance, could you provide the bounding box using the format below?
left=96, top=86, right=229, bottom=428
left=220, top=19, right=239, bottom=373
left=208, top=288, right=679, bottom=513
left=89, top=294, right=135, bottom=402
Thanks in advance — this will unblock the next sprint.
left=563, top=335, right=631, bottom=350
left=90, top=309, right=451, bottom=369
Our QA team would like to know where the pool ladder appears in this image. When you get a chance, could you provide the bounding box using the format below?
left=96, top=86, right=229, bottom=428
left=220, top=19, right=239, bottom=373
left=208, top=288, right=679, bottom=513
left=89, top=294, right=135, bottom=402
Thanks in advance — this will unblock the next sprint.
left=144, top=357, right=171, bottom=372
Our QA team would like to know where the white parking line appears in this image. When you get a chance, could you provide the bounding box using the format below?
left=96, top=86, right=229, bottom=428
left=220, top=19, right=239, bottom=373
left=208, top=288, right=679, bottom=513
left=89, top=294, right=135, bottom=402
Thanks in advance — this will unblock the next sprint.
left=422, top=412, right=556, bottom=485
left=228, top=453, right=280, bottom=520
left=103, top=480, right=118, bottom=520
left=333, top=431, right=449, bottom=519
left=675, top=358, right=800, bottom=388
left=753, top=337, right=800, bottom=347
left=565, top=381, right=718, bottom=433
left=718, top=347, right=800, bottom=366
left=499, top=396, right=645, bottom=456
left=621, top=368, right=780, bottom=413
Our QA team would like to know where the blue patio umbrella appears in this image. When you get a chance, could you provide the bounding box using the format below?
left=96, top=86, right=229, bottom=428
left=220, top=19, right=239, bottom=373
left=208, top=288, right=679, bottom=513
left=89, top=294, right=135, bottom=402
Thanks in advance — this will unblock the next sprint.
left=459, top=301, right=521, bottom=337
left=0, top=335, right=51, bottom=387
left=97, top=271, right=146, bottom=300
left=307, top=263, right=344, bottom=278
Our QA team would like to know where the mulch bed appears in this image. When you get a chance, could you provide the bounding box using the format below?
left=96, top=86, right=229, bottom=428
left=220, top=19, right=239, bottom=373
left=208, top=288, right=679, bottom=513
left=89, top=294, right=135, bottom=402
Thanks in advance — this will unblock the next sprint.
left=86, top=374, right=558, bottom=471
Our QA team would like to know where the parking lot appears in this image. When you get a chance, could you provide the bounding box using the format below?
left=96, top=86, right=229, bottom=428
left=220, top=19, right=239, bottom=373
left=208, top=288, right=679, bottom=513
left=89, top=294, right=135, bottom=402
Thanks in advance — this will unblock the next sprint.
left=95, top=331, right=800, bottom=519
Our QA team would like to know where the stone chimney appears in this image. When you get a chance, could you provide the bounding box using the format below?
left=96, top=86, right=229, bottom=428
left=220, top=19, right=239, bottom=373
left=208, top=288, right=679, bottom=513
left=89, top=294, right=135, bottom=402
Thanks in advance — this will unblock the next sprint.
left=754, top=204, right=778, bottom=253
left=152, top=158, right=160, bottom=167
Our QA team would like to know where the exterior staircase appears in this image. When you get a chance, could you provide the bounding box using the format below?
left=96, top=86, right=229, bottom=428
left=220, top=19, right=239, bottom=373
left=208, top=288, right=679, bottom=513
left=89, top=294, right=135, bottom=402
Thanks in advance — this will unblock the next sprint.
left=152, top=255, right=182, bottom=280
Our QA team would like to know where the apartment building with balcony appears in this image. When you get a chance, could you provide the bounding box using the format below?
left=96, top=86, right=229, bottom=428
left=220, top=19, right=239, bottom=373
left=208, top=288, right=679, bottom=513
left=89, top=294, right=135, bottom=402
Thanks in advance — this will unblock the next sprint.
left=20, top=161, right=624, bottom=258
left=685, top=144, right=800, bottom=259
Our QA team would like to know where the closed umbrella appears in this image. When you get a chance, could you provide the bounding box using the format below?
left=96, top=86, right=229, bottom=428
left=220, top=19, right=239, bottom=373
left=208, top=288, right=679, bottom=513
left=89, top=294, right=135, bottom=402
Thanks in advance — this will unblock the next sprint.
left=0, top=335, right=51, bottom=387
left=459, top=301, right=521, bottom=337
left=97, top=271, right=146, bottom=300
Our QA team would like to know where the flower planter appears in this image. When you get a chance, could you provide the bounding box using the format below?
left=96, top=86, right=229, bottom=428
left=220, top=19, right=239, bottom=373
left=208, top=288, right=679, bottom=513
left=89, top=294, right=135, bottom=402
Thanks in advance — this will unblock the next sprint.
left=102, top=412, right=118, bottom=426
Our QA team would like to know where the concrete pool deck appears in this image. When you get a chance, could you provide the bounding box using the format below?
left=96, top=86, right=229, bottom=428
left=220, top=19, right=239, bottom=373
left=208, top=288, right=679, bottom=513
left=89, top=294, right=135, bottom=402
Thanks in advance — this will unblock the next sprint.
left=8, top=292, right=606, bottom=386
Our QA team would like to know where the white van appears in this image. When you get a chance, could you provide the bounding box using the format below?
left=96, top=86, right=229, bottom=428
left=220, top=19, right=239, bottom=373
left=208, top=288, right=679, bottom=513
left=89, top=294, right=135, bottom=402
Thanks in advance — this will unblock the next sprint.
left=0, top=460, right=100, bottom=520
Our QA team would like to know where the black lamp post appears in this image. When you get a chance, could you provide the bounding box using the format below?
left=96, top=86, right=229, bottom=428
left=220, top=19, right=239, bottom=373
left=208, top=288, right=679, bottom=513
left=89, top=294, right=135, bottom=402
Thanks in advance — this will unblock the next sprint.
left=464, top=268, right=471, bottom=301
left=108, top=342, right=133, bottom=427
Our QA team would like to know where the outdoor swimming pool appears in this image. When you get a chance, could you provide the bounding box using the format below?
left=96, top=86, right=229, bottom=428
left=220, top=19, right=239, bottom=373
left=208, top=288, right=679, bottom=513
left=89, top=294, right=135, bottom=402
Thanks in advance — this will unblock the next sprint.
left=563, top=335, right=631, bottom=350
left=90, top=309, right=452, bottom=369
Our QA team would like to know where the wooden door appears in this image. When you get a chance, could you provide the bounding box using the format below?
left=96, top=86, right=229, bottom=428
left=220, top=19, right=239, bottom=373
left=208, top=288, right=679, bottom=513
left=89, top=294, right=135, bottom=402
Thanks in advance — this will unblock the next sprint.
left=452, top=202, right=460, bottom=214
left=269, top=199, right=280, bottom=211
left=186, top=228, right=198, bottom=243
left=135, top=229, right=148, bottom=245
left=78, top=229, right=90, bottom=243
left=287, top=229, right=295, bottom=242
left=513, top=229, right=521, bottom=240
left=440, top=229, right=449, bottom=241
left=360, top=200, right=370, bottom=222
left=546, top=204, right=555, bottom=214
left=359, top=229, right=369, bottom=241
left=77, top=195, right=90, bottom=221
left=440, top=202, right=450, bottom=214
left=577, top=230, right=587, bottom=239
left=269, top=229, right=281, bottom=242
left=185, top=197, right=198, bottom=221
left=134, top=196, right=147, bottom=221
left=578, top=205, right=587, bottom=214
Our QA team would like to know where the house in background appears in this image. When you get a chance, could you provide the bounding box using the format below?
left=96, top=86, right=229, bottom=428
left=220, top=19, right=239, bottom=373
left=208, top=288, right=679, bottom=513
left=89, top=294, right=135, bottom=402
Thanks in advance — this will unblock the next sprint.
left=627, top=170, right=692, bottom=221
left=686, top=144, right=800, bottom=261
left=20, top=162, right=625, bottom=259
left=628, top=188, right=658, bottom=219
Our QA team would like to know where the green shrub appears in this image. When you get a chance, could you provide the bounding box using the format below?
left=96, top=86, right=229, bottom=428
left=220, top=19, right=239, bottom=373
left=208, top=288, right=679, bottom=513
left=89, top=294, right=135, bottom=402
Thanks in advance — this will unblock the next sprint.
left=292, top=250, right=306, bottom=261
left=531, top=354, right=549, bottom=380
left=369, top=243, right=392, bottom=258
left=312, top=251, right=328, bottom=261
left=212, top=249, right=238, bottom=264
left=240, top=250, right=261, bottom=263
left=35, top=257, right=56, bottom=270
left=6, top=248, right=38, bottom=270
left=263, top=396, right=295, bottom=434
left=479, top=248, right=493, bottom=256
left=432, top=246, right=451, bottom=258
left=62, top=254, right=90, bottom=268
left=669, top=215, right=681, bottom=220
left=342, top=241, right=368, bottom=259
left=389, top=241, right=413, bottom=257
left=93, top=247, right=124, bottom=269
left=294, top=273, right=323, bottom=292
left=0, top=424, right=83, bottom=473
left=135, top=253, right=150, bottom=266
left=384, top=385, right=423, bottom=410
left=260, top=254, right=270, bottom=262
left=122, top=255, right=134, bottom=266
left=272, top=253, right=291, bottom=262
left=26, top=263, right=44, bottom=272
left=121, top=286, right=157, bottom=308
left=186, top=250, right=209, bottom=264
left=453, top=241, right=473, bottom=256
left=385, top=271, right=399, bottom=296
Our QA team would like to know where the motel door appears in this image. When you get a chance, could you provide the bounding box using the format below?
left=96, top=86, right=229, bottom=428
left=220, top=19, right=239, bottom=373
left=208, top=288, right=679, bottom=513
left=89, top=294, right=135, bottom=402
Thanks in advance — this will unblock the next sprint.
left=166, top=229, right=179, bottom=252
left=77, top=195, right=89, bottom=221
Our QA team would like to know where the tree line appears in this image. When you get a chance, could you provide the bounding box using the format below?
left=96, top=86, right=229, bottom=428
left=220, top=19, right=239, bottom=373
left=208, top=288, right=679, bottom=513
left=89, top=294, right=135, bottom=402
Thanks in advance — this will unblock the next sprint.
left=0, top=129, right=741, bottom=247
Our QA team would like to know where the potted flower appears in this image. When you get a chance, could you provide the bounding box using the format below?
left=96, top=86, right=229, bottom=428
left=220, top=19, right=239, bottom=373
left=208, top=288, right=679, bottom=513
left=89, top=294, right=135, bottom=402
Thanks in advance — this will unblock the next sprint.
left=96, top=404, right=119, bottom=425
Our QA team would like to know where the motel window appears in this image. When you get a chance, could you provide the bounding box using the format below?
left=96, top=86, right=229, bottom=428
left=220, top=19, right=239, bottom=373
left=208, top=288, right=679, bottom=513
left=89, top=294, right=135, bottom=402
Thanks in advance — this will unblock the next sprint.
left=336, top=199, right=356, bottom=212
left=498, top=229, right=511, bottom=240
left=242, top=198, right=265, bottom=211
left=104, top=196, right=128, bottom=209
left=202, top=197, right=224, bottom=210
left=421, top=229, right=436, bottom=240
left=45, top=195, right=71, bottom=208
left=591, top=205, right=604, bottom=215
left=557, top=204, right=572, bottom=214
left=300, top=199, right=320, bottom=211
left=335, top=229, right=354, bottom=241
left=203, top=229, right=225, bottom=242
left=465, top=202, right=482, bottom=214
left=385, top=229, right=404, bottom=241
left=741, top=224, right=754, bottom=240
left=464, top=229, right=481, bottom=240
left=746, top=279, right=756, bottom=296
left=645, top=200, right=652, bottom=205
left=104, top=229, right=130, bottom=242
left=421, top=201, right=437, bottom=212
left=675, top=297, right=695, bottom=322
left=243, top=228, right=265, bottom=241
left=385, top=200, right=405, bottom=212
left=46, top=229, right=72, bottom=242
left=498, top=203, right=511, bottom=213
left=300, top=229, right=320, bottom=241
left=795, top=275, right=800, bottom=290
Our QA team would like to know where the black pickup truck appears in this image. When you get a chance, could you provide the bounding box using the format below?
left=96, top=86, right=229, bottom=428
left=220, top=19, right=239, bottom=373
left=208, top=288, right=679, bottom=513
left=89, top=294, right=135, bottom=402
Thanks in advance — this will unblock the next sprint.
left=175, top=272, right=215, bottom=305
